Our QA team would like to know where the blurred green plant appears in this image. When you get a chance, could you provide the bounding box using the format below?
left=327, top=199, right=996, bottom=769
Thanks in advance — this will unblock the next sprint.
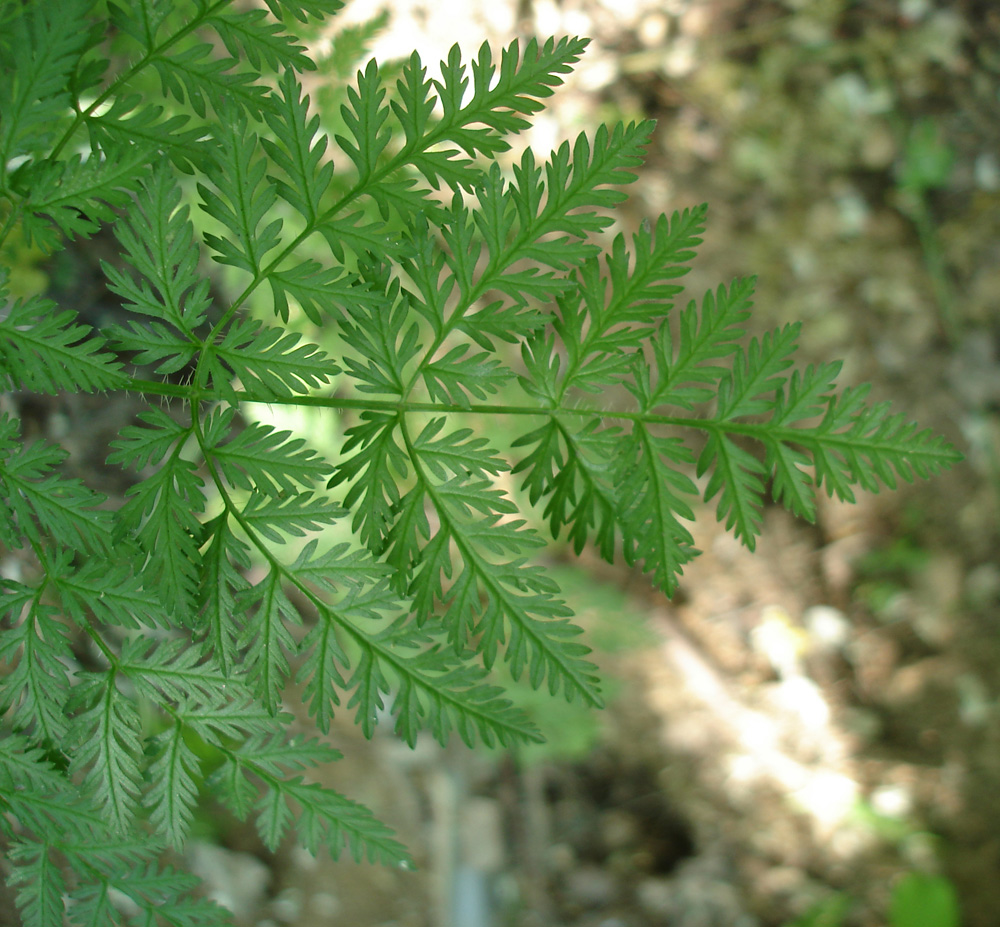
left=890, top=872, right=960, bottom=927
left=853, top=534, right=931, bottom=618
left=894, top=117, right=959, bottom=343
left=0, top=227, right=48, bottom=299
left=786, top=894, right=851, bottom=927
left=788, top=873, right=959, bottom=927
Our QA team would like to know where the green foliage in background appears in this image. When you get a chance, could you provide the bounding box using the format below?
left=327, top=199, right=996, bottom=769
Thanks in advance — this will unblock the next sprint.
left=0, top=1, right=961, bottom=923
left=788, top=872, right=959, bottom=927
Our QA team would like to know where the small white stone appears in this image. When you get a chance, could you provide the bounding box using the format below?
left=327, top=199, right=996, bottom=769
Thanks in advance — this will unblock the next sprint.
left=804, top=605, right=851, bottom=652
left=871, top=783, right=912, bottom=819
left=638, top=12, right=669, bottom=47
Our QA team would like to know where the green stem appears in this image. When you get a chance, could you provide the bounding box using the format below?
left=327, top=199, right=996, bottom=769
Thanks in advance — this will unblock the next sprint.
left=126, top=375, right=875, bottom=444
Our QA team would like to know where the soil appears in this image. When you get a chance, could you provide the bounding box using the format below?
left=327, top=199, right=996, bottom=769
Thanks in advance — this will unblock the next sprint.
left=5, top=0, right=999, bottom=925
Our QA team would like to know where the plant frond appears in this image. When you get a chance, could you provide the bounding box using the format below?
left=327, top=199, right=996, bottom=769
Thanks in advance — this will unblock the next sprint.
left=0, top=5, right=964, bottom=919
left=0, top=273, right=127, bottom=393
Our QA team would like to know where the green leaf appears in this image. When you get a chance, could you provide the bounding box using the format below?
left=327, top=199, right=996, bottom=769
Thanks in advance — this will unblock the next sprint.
left=0, top=428, right=114, bottom=554
left=259, top=0, right=346, bottom=22
left=636, top=277, right=756, bottom=411
left=118, top=636, right=236, bottom=707
left=392, top=53, right=472, bottom=189
left=8, top=840, right=67, bottom=927
left=107, top=407, right=192, bottom=472
left=698, top=430, right=767, bottom=550
left=262, top=70, right=334, bottom=224
left=85, top=94, right=215, bottom=174
left=337, top=59, right=391, bottom=181
left=49, top=552, right=170, bottom=631
left=0, top=588, right=74, bottom=743
left=240, top=490, right=345, bottom=543
left=151, top=41, right=273, bottom=121
left=889, top=873, right=959, bottom=927
left=411, top=418, right=508, bottom=481
left=717, top=323, right=801, bottom=420
left=268, top=260, right=372, bottom=325
left=0, top=6, right=966, bottom=919
left=808, top=395, right=961, bottom=499
left=199, top=107, right=281, bottom=273
left=404, top=436, right=603, bottom=706
left=69, top=856, right=228, bottom=927
left=433, top=37, right=589, bottom=160
left=388, top=641, right=544, bottom=749
left=237, top=566, right=300, bottom=713
left=330, top=412, right=409, bottom=552
left=765, top=437, right=817, bottom=522
left=68, top=672, right=144, bottom=835
left=105, top=318, right=199, bottom=377
left=17, top=145, right=154, bottom=250
left=336, top=264, right=420, bottom=395
left=296, top=610, right=350, bottom=734
left=264, top=776, right=410, bottom=866
left=218, top=736, right=413, bottom=866
left=540, top=419, right=621, bottom=556
left=117, top=452, right=205, bottom=616
left=617, top=426, right=700, bottom=594
left=207, top=5, right=313, bottom=73
left=299, top=585, right=403, bottom=735
left=146, top=720, right=201, bottom=850
left=555, top=206, right=707, bottom=395
left=103, top=164, right=211, bottom=333
left=422, top=344, right=513, bottom=407
left=290, top=538, right=394, bottom=594
left=0, top=0, right=92, bottom=165
left=206, top=317, right=340, bottom=401
left=0, top=274, right=127, bottom=394
left=199, top=513, right=253, bottom=677
left=176, top=696, right=276, bottom=746
left=206, top=411, right=332, bottom=495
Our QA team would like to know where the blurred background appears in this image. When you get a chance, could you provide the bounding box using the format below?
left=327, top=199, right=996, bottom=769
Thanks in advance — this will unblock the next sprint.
left=3, top=0, right=998, bottom=925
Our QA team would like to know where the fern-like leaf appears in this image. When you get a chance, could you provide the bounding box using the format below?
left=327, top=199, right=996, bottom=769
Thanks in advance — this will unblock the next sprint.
left=103, top=165, right=211, bottom=333
left=262, top=69, right=335, bottom=224
left=237, top=566, right=300, bottom=713
left=206, top=5, right=313, bottom=74
left=199, top=108, right=282, bottom=273
left=215, top=737, right=412, bottom=866
left=117, top=451, right=205, bottom=616
left=206, top=411, right=332, bottom=495
left=16, top=145, right=153, bottom=250
left=146, top=720, right=201, bottom=850
left=0, top=274, right=127, bottom=393
left=0, top=427, right=114, bottom=554
left=205, top=317, right=340, bottom=402
left=68, top=672, right=144, bottom=835
left=0, top=8, right=964, bottom=923
left=0, top=587, right=73, bottom=743
left=8, top=841, right=66, bottom=927
left=0, top=0, right=92, bottom=165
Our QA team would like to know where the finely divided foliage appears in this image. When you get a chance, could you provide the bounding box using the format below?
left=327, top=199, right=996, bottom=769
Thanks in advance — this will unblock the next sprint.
left=0, top=1, right=959, bottom=924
